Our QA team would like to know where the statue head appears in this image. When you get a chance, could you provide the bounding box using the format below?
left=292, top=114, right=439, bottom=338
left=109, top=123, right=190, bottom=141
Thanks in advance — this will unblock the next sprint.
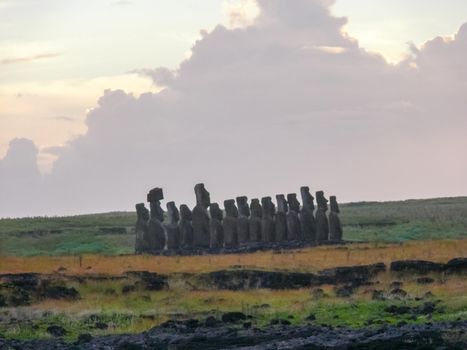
left=300, top=186, right=315, bottom=210
left=287, top=193, right=301, bottom=212
left=224, top=199, right=239, bottom=218
left=194, top=183, right=211, bottom=208
left=250, top=198, right=263, bottom=218
left=276, top=194, right=288, bottom=213
left=261, top=197, right=276, bottom=217
left=147, top=187, right=164, bottom=202
left=135, top=203, right=149, bottom=221
left=236, top=196, right=250, bottom=217
left=180, top=204, right=193, bottom=221
left=316, top=191, right=328, bottom=211
left=330, top=196, right=340, bottom=213
left=166, top=201, right=180, bottom=224
left=209, top=203, right=223, bottom=221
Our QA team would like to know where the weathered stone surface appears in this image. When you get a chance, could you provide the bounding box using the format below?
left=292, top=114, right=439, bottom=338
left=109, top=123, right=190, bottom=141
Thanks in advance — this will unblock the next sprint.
left=223, top=200, right=239, bottom=248
left=236, top=196, right=250, bottom=244
left=147, top=187, right=164, bottom=202
left=148, top=188, right=164, bottom=221
left=287, top=193, right=300, bottom=213
left=249, top=199, right=262, bottom=242
left=166, top=202, right=181, bottom=249
left=135, top=183, right=344, bottom=254
left=147, top=217, right=166, bottom=250
left=236, top=196, right=250, bottom=217
left=192, top=183, right=211, bottom=248
left=179, top=205, right=194, bottom=248
left=390, top=260, right=444, bottom=274
left=275, top=195, right=288, bottom=242
left=209, top=203, right=224, bottom=249
left=286, top=211, right=301, bottom=241
left=261, top=197, right=276, bottom=242
left=286, top=193, right=302, bottom=241
left=300, top=186, right=316, bottom=242
left=135, top=203, right=149, bottom=253
left=315, top=191, right=329, bottom=242
left=329, top=196, right=343, bottom=241
left=147, top=188, right=166, bottom=250
left=2, top=319, right=466, bottom=349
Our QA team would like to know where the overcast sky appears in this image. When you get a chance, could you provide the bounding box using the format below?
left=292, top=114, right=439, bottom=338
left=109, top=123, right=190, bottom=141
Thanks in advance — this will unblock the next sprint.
left=1, top=0, right=467, bottom=217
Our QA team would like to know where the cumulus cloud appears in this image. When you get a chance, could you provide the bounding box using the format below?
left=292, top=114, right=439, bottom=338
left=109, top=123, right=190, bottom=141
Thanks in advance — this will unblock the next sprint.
left=0, top=139, right=42, bottom=217
left=1, top=0, right=466, bottom=217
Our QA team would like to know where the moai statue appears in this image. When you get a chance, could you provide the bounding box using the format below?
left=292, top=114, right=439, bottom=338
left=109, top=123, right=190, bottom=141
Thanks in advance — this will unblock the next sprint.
left=165, top=202, right=181, bottom=249
left=315, top=191, right=329, bottom=242
left=329, top=196, right=343, bottom=241
left=249, top=198, right=263, bottom=242
left=192, top=183, right=211, bottom=248
left=261, top=197, right=276, bottom=242
left=179, top=204, right=194, bottom=248
left=209, top=203, right=224, bottom=249
left=146, top=188, right=166, bottom=250
left=223, top=199, right=239, bottom=249
left=300, top=186, right=316, bottom=242
left=135, top=203, right=150, bottom=254
left=286, top=193, right=302, bottom=241
left=236, top=196, right=250, bottom=244
left=275, top=195, right=288, bottom=242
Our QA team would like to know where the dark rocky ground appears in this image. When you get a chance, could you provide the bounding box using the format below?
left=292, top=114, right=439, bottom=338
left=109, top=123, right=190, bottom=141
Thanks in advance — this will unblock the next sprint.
left=1, top=318, right=466, bottom=349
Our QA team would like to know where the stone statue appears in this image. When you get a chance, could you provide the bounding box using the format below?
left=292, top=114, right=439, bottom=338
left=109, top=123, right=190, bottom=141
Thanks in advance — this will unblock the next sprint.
left=166, top=201, right=181, bottom=249
left=179, top=204, right=194, bottom=248
left=209, top=203, right=224, bottom=249
left=275, top=195, right=288, bottom=242
left=261, top=197, right=276, bottom=242
left=192, top=183, right=211, bottom=248
left=236, top=196, right=250, bottom=244
left=329, top=196, right=343, bottom=241
left=286, top=193, right=302, bottom=241
left=146, top=187, right=166, bottom=250
left=223, top=199, right=239, bottom=248
left=249, top=198, right=262, bottom=242
left=135, top=203, right=149, bottom=253
left=315, top=191, right=329, bottom=241
left=300, top=186, right=316, bottom=242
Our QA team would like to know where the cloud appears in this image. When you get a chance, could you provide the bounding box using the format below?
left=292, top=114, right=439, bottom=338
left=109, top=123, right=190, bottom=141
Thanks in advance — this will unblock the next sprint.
left=52, top=116, right=76, bottom=122
left=1, top=53, right=61, bottom=65
left=132, top=67, right=176, bottom=87
left=111, top=0, right=132, bottom=5
left=0, top=138, right=42, bottom=217
left=1, top=0, right=466, bottom=217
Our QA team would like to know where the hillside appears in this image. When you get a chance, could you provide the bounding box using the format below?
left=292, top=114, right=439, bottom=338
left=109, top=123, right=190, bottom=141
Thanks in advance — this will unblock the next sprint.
left=1, top=197, right=466, bottom=256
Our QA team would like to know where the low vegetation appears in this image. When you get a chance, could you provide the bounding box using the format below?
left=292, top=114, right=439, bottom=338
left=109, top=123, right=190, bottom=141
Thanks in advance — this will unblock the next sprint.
left=1, top=240, right=466, bottom=341
left=1, top=197, right=466, bottom=257
left=0, top=197, right=466, bottom=343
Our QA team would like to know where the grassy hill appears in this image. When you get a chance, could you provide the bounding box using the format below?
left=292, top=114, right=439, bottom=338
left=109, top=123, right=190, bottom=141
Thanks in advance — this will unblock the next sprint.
left=1, top=197, right=466, bottom=256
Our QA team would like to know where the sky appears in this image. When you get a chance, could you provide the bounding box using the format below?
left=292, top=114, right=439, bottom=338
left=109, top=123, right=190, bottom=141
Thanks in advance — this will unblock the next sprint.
left=1, top=0, right=467, bottom=217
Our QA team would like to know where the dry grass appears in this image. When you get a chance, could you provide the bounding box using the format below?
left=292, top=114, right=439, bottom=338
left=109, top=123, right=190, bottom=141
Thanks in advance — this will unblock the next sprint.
left=1, top=239, right=466, bottom=275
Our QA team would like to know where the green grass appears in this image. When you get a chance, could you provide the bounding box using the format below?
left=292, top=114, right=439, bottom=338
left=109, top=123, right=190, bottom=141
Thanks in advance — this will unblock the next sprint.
left=1, top=197, right=466, bottom=256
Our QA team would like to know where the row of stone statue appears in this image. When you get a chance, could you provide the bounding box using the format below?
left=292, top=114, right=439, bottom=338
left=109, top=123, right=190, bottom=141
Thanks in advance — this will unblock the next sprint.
left=135, top=184, right=343, bottom=253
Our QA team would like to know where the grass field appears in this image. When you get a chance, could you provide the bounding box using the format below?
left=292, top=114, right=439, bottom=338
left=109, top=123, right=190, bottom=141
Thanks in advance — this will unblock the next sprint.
left=1, top=240, right=466, bottom=341
left=1, top=197, right=467, bottom=257
left=1, top=197, right=466, bottom=341
left=0, top=239, right=466, bottom=275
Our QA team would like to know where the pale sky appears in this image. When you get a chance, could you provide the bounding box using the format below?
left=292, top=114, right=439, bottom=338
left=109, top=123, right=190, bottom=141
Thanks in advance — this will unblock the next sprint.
left=2, top=0, right=467, bottom=165
left=1, top=0, right=467, bottom=217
